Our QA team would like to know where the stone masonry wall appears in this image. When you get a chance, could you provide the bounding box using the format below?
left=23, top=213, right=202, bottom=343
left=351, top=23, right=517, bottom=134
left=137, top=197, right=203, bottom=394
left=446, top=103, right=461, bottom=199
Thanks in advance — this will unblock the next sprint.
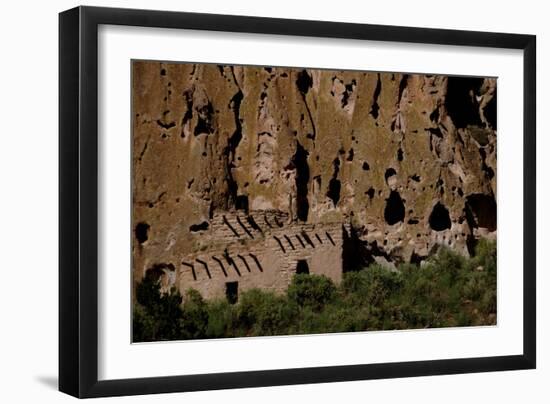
left=154, top=210, right=342, bottom=300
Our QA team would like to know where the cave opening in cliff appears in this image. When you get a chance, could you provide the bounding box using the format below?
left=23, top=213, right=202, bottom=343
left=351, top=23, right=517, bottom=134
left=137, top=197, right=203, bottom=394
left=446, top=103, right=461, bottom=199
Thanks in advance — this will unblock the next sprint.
left=366, top=187, right=375, bottom=199
left=145, top=263, right=175, bottom=282
left=369, top=74, right=381, bottom=119
left=429, top=202, right=452, bottom=231
left=296, top=70, right=313, bottom=94
left=445, top=77, right=484, bottom=128
left=326, top=157, right=341, bottom=207
left=135, top=222, right=150, bottom=244
left=189, top=221, right=209, bottom=232
left=292, top=143, right=310, bottom=221
left=342, top=225, right=371, bottom=272
left=384, top=191, right=405, bottom=225
left=385, top=168, right=397, bottom=184
left=225, top=281, right=238, bottom=304
left=397, top=147, right=404, bottom=162
left=327, top=178, right=341, bottom=206
left=193, top=102, right=214, bottom=135
left=296, top=260, right=310, bottom=275
left=465, top=194, right=497, bottom=232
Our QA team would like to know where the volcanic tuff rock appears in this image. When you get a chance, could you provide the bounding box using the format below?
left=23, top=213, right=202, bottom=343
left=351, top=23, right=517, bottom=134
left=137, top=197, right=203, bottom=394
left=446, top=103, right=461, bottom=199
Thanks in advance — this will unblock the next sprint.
left=132, top=61, right=497, bottom=289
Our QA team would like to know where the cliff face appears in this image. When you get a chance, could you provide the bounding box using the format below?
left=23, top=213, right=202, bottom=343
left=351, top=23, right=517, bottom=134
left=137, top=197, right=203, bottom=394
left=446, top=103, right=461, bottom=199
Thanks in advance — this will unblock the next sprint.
left=132, top=61, right=496, bottom=287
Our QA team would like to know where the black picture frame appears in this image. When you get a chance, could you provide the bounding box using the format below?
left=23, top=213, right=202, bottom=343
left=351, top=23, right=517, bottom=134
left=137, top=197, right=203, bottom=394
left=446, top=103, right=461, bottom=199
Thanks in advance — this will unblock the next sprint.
left=59, top=5, right=536, bottom=398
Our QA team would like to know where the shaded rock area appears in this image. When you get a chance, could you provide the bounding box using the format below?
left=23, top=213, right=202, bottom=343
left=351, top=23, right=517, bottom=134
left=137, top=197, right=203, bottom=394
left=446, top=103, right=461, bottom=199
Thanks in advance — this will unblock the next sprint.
left=132, top=61, right=497, bottom=299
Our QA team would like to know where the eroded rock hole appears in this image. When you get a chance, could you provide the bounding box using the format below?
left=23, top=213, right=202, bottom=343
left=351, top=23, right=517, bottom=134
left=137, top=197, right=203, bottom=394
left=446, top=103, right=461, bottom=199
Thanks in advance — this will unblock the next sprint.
left=346, top=148, right=354, bottom=162
left=369, top=74, right=381, bottom=119
left=193, top=102, right=214, bottom=136
left=327, top=157, right=341, bottom=206
left=429, top=202, right=451, bottom=231
left=362, top=161, right=370, bottom=171
left=189, top=221, right=209, bottom=232
left=135, top=222, right=149, bottom=244
left=465, top=194, right=497, bottom=231
left=427, top=127, right=443, bottom=138
left=385, top=168, right=397, bottom=184
left=292, top=142, right=310, bottom=221
left=296, top=70, right=312, bottom=94
left=429, top=107, right=440, bottom=123
left=341, top=80, right=356, bottom=108
left=445, top=77, right=484, bottom=128
left=327, top=178, right=341, bottom=206
left=384, top=191, right=405, bottom=225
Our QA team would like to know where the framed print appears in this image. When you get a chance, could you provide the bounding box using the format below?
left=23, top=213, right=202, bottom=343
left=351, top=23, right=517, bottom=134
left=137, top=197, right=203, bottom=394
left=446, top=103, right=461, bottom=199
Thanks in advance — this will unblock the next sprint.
left=59, top=6, right=536, bottom=398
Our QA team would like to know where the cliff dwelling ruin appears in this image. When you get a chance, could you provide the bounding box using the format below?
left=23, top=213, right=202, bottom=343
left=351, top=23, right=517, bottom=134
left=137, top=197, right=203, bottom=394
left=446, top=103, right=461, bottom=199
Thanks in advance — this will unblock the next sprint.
left=132, top=61, right=497, bottom=302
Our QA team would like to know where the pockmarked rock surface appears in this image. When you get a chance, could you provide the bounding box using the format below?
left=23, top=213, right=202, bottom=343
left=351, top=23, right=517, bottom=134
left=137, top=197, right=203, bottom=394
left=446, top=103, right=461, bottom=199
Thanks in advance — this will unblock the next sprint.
left=132, top=61, right=497, bottom=300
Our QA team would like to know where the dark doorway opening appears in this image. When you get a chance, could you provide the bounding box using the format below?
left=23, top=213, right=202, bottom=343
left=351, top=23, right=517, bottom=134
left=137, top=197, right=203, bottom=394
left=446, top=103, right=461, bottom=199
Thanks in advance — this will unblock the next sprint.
left=225, top=281, right=238, bottom=304
left=296, top=260, right=310, bottom=275
left=236, top=195, right=249, bottom=213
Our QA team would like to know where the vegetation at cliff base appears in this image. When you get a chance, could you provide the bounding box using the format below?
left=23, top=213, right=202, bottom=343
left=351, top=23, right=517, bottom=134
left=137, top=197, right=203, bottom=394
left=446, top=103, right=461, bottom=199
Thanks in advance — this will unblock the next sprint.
left=133, top=240, right=496, bottom=342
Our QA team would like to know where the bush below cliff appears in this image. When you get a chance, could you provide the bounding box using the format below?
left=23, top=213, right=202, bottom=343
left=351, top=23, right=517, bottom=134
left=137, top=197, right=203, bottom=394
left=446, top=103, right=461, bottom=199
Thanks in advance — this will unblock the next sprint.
left=133, top=240, right=496, bottom=342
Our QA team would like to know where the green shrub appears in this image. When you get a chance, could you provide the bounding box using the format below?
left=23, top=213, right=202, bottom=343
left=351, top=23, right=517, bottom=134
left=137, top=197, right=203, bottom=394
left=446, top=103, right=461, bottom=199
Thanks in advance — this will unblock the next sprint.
left=133, top=274, right=184, bottom=342
left=179, top=289, right=208, bottom=339
left=132, top=303, right=157, bottom=341
left=236, top=289, right=298, bottom=336
left=132, top=240, right=497, bottom=340
left=287, top=274, right=337, bottom=311
left=205, top=299, right=235, bottom=338
left=341, top=264, right=403, bottom=306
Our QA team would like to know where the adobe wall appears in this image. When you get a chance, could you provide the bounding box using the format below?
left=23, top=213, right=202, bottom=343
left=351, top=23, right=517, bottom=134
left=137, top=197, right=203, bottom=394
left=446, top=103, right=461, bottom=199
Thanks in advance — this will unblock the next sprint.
left=153, top=210, right=343, bottom=300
